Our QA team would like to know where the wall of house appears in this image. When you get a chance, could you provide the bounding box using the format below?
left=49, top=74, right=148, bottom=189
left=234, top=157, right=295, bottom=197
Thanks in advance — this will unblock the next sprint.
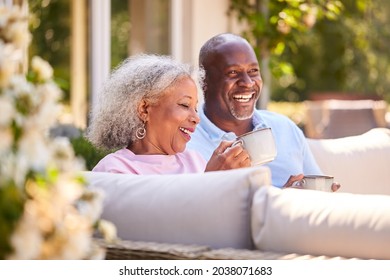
left=172, top=0, right=242, bottom=64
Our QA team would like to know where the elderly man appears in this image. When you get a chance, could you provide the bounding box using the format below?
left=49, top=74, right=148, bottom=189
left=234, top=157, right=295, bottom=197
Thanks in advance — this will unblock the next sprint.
left=187, top=33, right=339, bottom=190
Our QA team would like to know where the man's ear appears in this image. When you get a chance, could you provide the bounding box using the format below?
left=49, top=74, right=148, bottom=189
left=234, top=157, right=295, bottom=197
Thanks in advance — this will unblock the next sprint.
left=137, top=99, right=149, bottom=122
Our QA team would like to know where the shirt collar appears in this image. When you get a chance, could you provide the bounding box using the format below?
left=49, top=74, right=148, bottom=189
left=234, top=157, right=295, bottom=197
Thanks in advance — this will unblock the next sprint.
left=252, top=110, right=269, bottom=130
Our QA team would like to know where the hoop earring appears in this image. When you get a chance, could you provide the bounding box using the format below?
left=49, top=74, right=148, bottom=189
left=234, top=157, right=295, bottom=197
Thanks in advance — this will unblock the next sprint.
left=135, top=122, right=146, bottom=140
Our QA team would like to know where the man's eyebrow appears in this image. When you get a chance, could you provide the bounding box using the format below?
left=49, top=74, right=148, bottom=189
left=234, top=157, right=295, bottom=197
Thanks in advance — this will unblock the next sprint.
left=225, top=64, right=241, bottom=68
left=226, top=63, right=259, bottom=68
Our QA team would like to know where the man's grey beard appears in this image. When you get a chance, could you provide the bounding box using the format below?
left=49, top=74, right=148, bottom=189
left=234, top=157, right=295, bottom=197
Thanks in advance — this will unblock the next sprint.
left=229, top=103, right=255, bottom=120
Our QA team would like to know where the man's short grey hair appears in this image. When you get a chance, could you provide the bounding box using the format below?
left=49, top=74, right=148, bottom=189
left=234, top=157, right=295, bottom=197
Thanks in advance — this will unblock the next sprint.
left=86, top=53, right=204, bottom=151
left=199, top=33, right=250, bottom=67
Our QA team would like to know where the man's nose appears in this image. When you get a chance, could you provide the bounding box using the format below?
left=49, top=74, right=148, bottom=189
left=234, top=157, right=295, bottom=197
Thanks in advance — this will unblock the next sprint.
left=238, top=72, right=255, bottom=87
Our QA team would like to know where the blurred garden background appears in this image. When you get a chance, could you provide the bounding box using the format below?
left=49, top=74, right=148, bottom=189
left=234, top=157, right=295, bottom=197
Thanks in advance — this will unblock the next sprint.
left=27, top=0, right=390, bottom=169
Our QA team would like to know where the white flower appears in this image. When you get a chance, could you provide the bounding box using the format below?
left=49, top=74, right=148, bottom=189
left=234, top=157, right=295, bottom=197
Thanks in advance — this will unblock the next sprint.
left=0, top=152, right=29, bottom=187
left=78, top=189, right=104, bottom=223
left=3, top=20, right=30, bottom=49
left=0, top=127, right=13, bottom=154
left=31, top=56, right=53, bottom=81
left=37, top=81, right=62, bottom=102
left=0, top=7, right=11, bottom=28
left=0, top=5, right=30, bottom=48
left=0, top=94, right=14, bottom=126
left=0, top=61, right=14, bottom=87
left=88, top=244, right=106, bottom=260
left=49, top=137, right=85, bottom=172
left=0, top=5, right=25, bottom=29
left=34, top=102, right=62, bottom=131
left=10, top=74, right=35, bottom=95
left=11, top=75, right=40, bottom=111
left=56, top=214, right=92, bottom=260
left=17, top=127, right=50, bottom=171
left=0, top=47, right=18, bottom=87
left=98, top=220, right=117, bottom=242
left=8, top=201, right=43, bottom=260
left=54, top=176, right=84, bottom=206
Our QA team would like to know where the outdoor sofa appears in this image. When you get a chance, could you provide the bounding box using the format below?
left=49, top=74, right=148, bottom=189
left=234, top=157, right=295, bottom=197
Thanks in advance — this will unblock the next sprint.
left=86, top=128, right=390, bottom=260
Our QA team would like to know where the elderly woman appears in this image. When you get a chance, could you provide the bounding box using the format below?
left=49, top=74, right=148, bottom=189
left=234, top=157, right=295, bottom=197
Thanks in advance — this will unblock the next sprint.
left=87, top=54, right=250, bottom=174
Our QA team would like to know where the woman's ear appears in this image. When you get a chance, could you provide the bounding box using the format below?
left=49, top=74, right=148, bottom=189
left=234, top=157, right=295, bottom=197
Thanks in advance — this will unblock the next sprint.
left=137, top=99, right=149, bottom=122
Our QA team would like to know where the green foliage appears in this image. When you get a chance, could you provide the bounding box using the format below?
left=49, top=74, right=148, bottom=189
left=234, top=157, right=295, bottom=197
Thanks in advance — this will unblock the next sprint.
left=70, top=136, right=110, bottom=171
left=285, top=0, right=390, bottom=101
left=29, top=0, right=71, bottom=100
left=0, top=184, right=25, bottom=259
left=111, top=0, right=130, bottom=68
left=230, top=0, right=390, bottom=103
left=229, top=0, right=343, bottom=63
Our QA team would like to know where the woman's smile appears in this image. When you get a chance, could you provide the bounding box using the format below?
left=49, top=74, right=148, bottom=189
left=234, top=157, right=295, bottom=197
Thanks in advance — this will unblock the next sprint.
left=179, top=126, right=195, bottom=141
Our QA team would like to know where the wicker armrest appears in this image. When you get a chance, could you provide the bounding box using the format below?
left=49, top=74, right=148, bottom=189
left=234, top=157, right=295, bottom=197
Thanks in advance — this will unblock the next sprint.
left=96, top=239, right=347, bottom=260
left=96, top=239, right=210, bottom=260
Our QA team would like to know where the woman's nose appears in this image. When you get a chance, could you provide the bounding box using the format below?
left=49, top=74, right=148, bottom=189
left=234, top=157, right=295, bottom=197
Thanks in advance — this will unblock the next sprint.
left=190, top=110, right=200, bottom=124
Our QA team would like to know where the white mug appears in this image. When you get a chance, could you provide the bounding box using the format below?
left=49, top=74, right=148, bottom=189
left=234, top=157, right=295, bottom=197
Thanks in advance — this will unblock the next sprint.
left=295, top=175, right=334, bottom=192
left=233, top=127, right=277, bottom=166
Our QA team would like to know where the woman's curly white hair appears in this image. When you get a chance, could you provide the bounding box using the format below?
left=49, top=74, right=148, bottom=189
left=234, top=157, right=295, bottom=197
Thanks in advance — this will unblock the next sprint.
left=86, top=53, right=204, bottom=151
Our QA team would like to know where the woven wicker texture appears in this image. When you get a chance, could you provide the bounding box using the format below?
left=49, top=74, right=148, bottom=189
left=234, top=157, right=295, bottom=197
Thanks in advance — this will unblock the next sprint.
left=96, top=239, right=349, bottom=260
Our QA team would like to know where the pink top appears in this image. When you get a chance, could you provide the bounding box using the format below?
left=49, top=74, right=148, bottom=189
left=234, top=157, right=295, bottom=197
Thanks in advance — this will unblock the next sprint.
left=92, top=148, right=207, bottom=175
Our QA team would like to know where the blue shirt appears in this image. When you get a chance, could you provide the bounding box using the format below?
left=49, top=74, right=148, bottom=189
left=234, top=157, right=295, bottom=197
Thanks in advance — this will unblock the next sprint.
left=186, top=105, right=322, bottom=188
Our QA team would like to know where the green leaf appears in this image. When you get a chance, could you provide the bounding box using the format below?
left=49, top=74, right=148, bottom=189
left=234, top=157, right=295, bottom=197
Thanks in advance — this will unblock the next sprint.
left=0, top=183, right=25, bottom=259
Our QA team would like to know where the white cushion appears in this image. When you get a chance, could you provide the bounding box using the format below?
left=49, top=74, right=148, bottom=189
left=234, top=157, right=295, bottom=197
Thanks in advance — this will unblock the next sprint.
left=84, top=166, right=271, bottom=249
left=252, top=186, right=390, bottom=259
left=307, top=128, right=390, bottom=195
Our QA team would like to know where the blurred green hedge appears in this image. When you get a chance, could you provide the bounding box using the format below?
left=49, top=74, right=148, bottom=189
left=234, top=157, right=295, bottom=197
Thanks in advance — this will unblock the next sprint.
left=70, top=136, right=109, bottom=171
